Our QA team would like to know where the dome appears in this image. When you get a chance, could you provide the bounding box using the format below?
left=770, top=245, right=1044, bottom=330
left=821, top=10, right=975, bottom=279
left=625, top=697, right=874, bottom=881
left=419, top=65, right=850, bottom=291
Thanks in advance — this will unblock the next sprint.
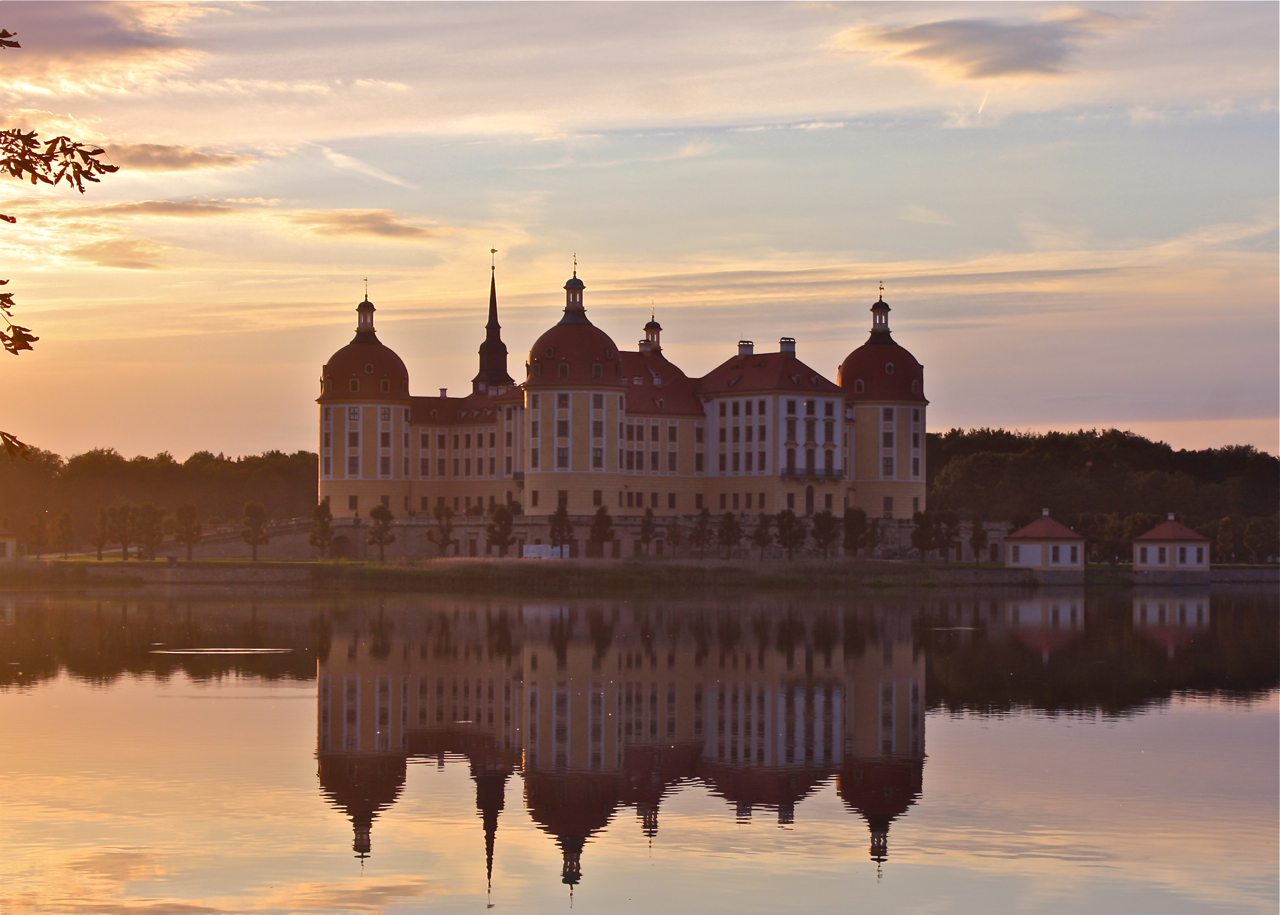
left=318, top=297, right=411, bottom=402
left=838, top=340, right=925, bottom=403
left=526, top=274, right=624, bottom=388
left=564, top=275, right=585, bottom=290
left=644, top=318, right=661, bottom=331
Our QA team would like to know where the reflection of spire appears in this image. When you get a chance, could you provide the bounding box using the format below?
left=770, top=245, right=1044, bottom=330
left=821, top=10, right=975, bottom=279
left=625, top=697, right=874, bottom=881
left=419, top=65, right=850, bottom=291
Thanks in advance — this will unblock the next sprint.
left=558, top=835, right=585, bottom=886
left=472, top=763, right=508, bottom=896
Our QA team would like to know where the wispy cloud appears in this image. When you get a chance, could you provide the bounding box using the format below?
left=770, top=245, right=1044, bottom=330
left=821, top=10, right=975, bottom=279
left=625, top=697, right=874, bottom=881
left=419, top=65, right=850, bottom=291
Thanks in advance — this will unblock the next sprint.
left=105, top=143, right=257, bottom=171
left=288, top=210, right=433, bottom=240
left=832, top=10, right=1140, bottom=81
left=92, top=200, right=236, bottom=218
left=899, top=205, right=953, bottom=226
left=67, top=237, right=167, bottom=269
left=320, top=147, right=416, bottom=188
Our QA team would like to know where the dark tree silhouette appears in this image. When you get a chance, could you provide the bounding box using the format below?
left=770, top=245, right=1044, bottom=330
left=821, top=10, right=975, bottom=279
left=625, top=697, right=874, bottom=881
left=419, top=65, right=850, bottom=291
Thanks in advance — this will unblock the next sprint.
left=308, top=500, right=333, bottom=558
left=240, top=502, right=270, bottom=561
left=487, top=504, right=517, bottom=557
left=751, top=512, right=773, bottom=561
left=811, top=509, right=839, bottom=558
left=548, top=504, right=574, bottom=550
left=427, top=504, right=458, bottom=558
left=367, top=503, right=396, bottom=561
left=170, top=503, right=203, bottom=561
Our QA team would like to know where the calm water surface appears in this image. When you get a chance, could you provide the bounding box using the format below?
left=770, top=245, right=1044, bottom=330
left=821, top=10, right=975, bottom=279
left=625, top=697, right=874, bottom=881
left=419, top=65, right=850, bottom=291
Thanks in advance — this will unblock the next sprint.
left=0, top=588, right=1274, bottom=915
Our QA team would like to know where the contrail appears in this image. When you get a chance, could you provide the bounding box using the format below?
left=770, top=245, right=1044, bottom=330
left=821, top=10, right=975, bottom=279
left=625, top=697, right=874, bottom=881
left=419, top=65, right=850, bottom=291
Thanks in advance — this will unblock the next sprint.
left=978, top=90, right=990, bottom=115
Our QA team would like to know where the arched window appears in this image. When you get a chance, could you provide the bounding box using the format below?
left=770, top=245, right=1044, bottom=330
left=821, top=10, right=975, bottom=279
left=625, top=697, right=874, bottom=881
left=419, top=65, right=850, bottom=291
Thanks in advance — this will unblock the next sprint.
left=349, top=379, right=359, bottom=392
left=854, top=379, right=864, bottom=393
left=591, top=363, right=602, bottom=378
left=534, top=363, right=542, bottom=378
left=558, top=363, right=570, bottom=378
left=885, top=363, right=895, bottom=374
left=911, top=379, right=919, bottom=394
left=380, top=379, right=390, bottom=393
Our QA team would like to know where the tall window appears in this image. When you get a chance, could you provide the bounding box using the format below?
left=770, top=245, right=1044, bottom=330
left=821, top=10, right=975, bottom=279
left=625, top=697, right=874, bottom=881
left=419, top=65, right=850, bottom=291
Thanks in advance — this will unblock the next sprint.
left=883, top=496, right=893, bottom=519
left=557, top=447, right=569, bottom=469
left=882, top=456, right=894, bottom=477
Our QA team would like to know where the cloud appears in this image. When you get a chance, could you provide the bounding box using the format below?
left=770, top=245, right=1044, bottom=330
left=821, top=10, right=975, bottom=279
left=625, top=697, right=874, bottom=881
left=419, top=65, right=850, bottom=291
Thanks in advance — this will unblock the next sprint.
left=289, top=210, right=433, bottom=240
left=68, top=237, right=167, bottom=269
left=320, top=147, right=415, bottom=188
left=832, top=10, right=1137, bottom=81
left=899, top=205, right=953, bottom=226
left=92, top=200, right=236, bottom=218
left=104, top=144, right=257, bottom=171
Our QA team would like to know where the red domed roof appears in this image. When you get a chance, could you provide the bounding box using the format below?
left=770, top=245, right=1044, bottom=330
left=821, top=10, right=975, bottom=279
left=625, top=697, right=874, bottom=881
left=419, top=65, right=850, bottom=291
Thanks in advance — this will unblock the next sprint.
left=526, top=279, right=624, bottom=388
left=838, top=340, right=925, bottom=404
left=318, top=297, right=410, bottom=403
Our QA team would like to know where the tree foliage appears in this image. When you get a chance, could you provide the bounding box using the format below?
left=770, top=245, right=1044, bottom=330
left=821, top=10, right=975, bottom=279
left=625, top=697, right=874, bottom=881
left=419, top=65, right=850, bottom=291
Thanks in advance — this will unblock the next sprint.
left=717, top=512, right=743, bottom=557
left=810, top=510, right=839, bottom=558
left=171, top=503, right=203, bottom=561
left=751, top=512, right=773, bottom=561
left=588, top=506, right=614, bottom=546
left=548, top=504, right=574, bottom=549
left=240, top=502, right=270, bottom=561
left=689, top=508, right=713, bottom=559
left=774, top=509, right=807, bottom=560
left=308, top=500, right=333, bottom=558
left=366, top=503, right=395, bottom=561
left=487, top=504, right=517, bottom=557
left=426, top=504, right=458, bottom=558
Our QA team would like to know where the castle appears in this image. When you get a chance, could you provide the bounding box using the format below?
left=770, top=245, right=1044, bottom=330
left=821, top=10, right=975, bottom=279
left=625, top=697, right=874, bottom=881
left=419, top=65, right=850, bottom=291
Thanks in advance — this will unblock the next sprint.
left=317, top=265, right=927, bottom=555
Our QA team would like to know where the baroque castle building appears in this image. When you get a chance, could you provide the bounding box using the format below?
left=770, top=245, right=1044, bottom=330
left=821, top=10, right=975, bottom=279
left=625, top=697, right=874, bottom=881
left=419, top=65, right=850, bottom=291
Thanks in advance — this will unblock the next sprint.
left=317, top=266, right=927, bottom=554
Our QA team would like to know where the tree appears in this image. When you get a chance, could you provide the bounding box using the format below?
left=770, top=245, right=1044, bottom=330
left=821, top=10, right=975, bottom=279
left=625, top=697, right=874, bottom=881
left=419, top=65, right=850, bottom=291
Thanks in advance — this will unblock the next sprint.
left=165, top=503, right=203, bottom=561
left=811, top=510, right=839, bottom=558
left=910, top=511, right=935, bottom=562
left=664, top=515, right=684, bottom=557
left=107, top=505, right=134, bottom=560
left=0, top=29, right=118, bottom=460
left=751, top=512, right=773, bottom=561
left=717, top=512, right=743, bottom=558
left=367, top=503, right=396, bottom=562
left=26, top=513, right=46, bottom=559
left=487, top=504, right=517, bottom=557
left=968, top=515, right=989, bottom=566
left=842, top=507, right=867, bottom=558
left=935, top=510, right=961, bottom=563
left=135, top=503, right=165, bottom=560
left=862, top=517, right=881, bottom=557
left=90, top=507, right=109, bottom=561
left=587, top=506, right=614, bottom=555
left=308, top=499, right=334, bottom=558
left=775, top=509, right=807, bottom=560
left=240, top=502, right=270, bottom=561
left=638, top=507, right=656, bottom=555
left=427, top=504, right=458, bottom=558
left=549, top=504, right=574, bottom=552
left=52, top=510, right=73, bottom=558
left=1242, top=517, right=1278, bottom=564
left=689, top=508, right=713, bottom=559
left=1214, top=517, right=1238, bottom=564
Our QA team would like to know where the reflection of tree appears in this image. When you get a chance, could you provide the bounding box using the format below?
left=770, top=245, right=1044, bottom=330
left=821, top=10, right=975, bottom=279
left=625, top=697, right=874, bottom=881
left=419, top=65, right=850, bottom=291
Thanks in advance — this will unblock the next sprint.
left=751, top=615, right=772, bottom=666
left=586, top=609, right=613, bottom=664
left=716, top=616, right=741, bottom=659
left=487, top=609, right=516, bottom=661
left=812, top=615, right=838, bottom=668
left=548, top=611, right=576, bottom=671
left=369, top=606, right=393, bottom=660
left=775, top=615, right=806, bottom=670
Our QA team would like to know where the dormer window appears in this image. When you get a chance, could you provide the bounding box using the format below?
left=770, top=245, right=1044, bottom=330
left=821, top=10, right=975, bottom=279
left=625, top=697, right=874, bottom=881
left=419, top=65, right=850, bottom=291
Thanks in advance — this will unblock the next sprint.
left=380, top=380, right=390, bottom=393
left=854, top=379, right=864, bottom=393
left=591, top=364, right=602, bottom=378
left=365, top=364, right=374, bottom=374
left=558, top=363, right=570, bottom=378
left=911, top=379, right=920, bottom=393
left=349, top=379, right=360, bottom=392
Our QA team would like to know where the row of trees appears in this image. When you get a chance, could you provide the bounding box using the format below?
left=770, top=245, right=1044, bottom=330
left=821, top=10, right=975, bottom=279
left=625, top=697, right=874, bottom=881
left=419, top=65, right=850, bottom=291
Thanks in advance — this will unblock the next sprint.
left=28, top=501, right=277, bottom=561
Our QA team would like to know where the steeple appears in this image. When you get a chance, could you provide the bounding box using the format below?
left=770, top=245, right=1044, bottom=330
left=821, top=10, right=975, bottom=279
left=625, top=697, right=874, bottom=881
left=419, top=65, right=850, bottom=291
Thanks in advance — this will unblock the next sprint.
left=560, top=256, right=590, bottom=325
left=867, top=282, right=893, bottom=344
left=472, top=255, right=514, bottom=393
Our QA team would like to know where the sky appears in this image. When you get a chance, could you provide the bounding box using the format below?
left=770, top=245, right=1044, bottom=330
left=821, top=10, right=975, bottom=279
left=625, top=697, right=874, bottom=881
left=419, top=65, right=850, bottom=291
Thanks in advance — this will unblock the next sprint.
left=0, top=1, right=1275, bottom=460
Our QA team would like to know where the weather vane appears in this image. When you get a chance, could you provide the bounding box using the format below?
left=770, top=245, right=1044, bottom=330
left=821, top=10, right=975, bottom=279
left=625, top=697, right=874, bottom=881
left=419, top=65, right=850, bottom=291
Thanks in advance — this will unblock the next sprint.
left=573, top=253, right=577, bottom=278
left=878, top=280, right=884, bottom=300
left=490, top=248, right=497, bottom=270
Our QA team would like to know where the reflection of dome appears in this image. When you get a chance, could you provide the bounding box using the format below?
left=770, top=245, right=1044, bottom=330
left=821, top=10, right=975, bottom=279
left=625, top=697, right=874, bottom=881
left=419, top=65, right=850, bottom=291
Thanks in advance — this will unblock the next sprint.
left=619, top=742, right=702, bottom=838
left=318, top=754, right=407, bottom=858
left=319, top=297, right=410, bottom=403
left=524, top=772, right=621, bottom=885
left=525, top=274, right=624, bottom=389
left=700, top=764, right=830, bottom=825
left=837, top=294, right=925, bottom=404
left=837, top=757, right=924, bottom=863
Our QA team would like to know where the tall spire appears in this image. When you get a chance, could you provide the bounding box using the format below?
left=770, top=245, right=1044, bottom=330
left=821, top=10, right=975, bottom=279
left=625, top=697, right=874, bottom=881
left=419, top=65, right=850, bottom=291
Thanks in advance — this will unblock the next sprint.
left=472, top=253, right=514, bottom=393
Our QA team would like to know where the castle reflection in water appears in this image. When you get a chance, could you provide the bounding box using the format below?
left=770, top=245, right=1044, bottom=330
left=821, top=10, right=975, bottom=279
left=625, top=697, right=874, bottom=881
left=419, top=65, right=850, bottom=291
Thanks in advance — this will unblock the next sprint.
left=316, top=592, right=1159, bottom=885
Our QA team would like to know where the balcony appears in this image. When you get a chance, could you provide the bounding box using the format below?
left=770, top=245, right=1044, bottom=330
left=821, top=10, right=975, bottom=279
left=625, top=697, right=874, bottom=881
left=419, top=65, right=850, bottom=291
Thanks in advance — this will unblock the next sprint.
left=780, top=467, right=844, bottom=482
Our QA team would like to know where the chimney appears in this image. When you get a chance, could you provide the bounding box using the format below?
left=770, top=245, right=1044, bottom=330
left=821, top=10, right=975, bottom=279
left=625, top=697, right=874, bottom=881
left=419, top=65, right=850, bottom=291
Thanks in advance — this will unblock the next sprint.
left=1041, top=508, right=1050, bottom=516
left=439, top=388, right=448, bottom=398
left=779, top=337, right=796, bottom=356
left=1167, top=512, right=1175, bottom=521
left=738, top=340, right=754, bottom=356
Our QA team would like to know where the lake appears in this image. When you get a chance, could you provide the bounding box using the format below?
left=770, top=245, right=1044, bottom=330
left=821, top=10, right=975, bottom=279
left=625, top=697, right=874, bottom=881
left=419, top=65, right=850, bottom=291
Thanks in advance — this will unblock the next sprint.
left=0, top=587, right=1274, bottom=914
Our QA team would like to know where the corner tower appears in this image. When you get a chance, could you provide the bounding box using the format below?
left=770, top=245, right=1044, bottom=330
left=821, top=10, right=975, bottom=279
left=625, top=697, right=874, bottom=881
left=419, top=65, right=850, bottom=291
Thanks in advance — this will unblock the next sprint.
left=837, top=285, right=927, bottom=521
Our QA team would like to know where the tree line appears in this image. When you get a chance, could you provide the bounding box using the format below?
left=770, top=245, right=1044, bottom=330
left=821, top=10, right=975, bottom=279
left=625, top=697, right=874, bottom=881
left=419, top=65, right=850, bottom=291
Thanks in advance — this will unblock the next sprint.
left=0, top=448, right=317, bottom=553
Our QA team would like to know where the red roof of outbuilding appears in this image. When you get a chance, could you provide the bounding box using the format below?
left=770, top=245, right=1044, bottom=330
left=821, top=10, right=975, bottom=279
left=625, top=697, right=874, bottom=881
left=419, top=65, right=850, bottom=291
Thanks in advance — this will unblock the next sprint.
left=620, top=350, right=704, bottom=416
left=1005, top=515, right=1085, bottom=541
left=696, top=351, right=841, bottom=396
left=1134, top=520, right=1209, bottom=542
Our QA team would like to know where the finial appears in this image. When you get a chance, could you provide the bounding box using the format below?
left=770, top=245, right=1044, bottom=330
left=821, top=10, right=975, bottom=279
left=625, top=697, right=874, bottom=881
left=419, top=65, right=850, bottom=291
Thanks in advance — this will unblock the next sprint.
left=878, top=281, right=884, bottom=302
left=364, top=277, right=369, bottom=301
left=651, top=300, right=655, bottom=321
left=573, top=253, right=577, bottom=278
left=490, top=248, right=497, bottom=270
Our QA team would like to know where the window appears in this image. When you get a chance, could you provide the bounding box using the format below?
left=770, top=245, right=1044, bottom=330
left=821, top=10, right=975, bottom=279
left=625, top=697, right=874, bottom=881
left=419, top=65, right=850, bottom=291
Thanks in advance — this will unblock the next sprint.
left=591, top=363, right=602, bottom=378
left=758, top=400, right=766, bottom=414
left=323, top=456, right=331, bottom=475
left=824, top=451, right=833, bottom=474
left=854, top=379, right=864, bottom=393
left=348, top=407, right=360, bottom=421
left=695, top=454, right=704, bottom=472
left=805, top=419, right=816, bottom=443
left=453, top=435, right=460, bottom=449
left=732, top=453, right=740, bottom=471
left=380, top=379, right=390, bottom=393
left=349, top=379, right=360, bottom=392
left=787, top=493, right=795, bottom=510
left=912, top=409, right=920, bottom=422
left=666, top=425, right=677, bottom=442
left=593, top=490, right=602, bottom=507
left=668, top=493, right=676, bottom=508
left=489, top=457, right=496, bottom=475
left=719, top=454, right=727, bottom=471
left=744, top=400, right=753, bottom=417
left=592, top=447, right=603, bottom=468
left=592, top=420, right=603, bottom=438
left=1139, top=546, right=1148, bottom=564
left=883, top=496, right=893, bottom=519
left=465, top=434, right=472, bottom=448
left=885, top=363, right=895, bottom=374
left=883, top=407, right=894, bottom=422
left=437, top=458, right=446, bottom=476
left=421, top=496, right=430, bottom=511
left=557, top=490, right=568, bottom=508
left=912, top=432, right=920, bottom=449
left=912, top=457, right=920, bottom=477
left=805, top=448, right=815, bottom=472
left=667, top=452, right=676, bottom=471
left=786, top=448, right=796, bottom=472
left=745, top=426, right=753, bottom=444
left=912, top=497, right=919, bottom=512
left=911, top=380, right=919, bottom=394
left=347, top=431, right=358, bottom=447
left=758, top=452, right=766, bottom=471
left=464, top=458, right=471, bottom=476
left=558, top=393, right=569, bottom=409
left=758, top=425, right=766, bottom=441
left=695, top=493, right=704, bottom=509
left=557, top=363, right=570, bottom=378
left=732, top=427, right=739, bottom=444
left=592, top=393, right=603, bottom=409
left=1071, top=545, right=1079, bottom=564
left=438, top=434, right=446, bottom=449
left=323, top=432, right=331, bottom=448
left=719, top=428, right=726, bottom=443
left=695, top=427, right=704, bottom=444
left=825, top=421, right=834, bottom=443
left=420, top=457, right=429, bottom=475
left=349, top=495, right=358, bottom=511
left=745, top=452, right=753, bottom=471
left=506, top=431, right=513, bottom=446
left=719, top=493, right=727, bottom=510
left=489, top=432, right=496, bottom=448
left=719, top=402, right=727, bottom=417
left=824, top=402, right=834, bottom=417
left=882, top=457, right=894, bottom=477
left=732, top=401, right=740, bottom=417
left=557, top=420, right=569, bottom=438
left=1011, top=544, right=1021, bottom=564
left=786, top=418, right=797, bottom=441
left=805, top=400, right=815, bottom=416
left=1196, top=546, right=1204, bottom=564
left=1051, top=545, right=1061, bottom=563
left=531, top=394, right=540, bottom=409
left=557, top=447, right=569, bottom=469
left=531, top=449, right=540, bottom=469
left=323, top=408, right=331, bottom=421
left=531, top=491, right=539, bottom=508
left=786, top=400, right=796, bottom=415
left=1178, top=546, right=1187, bottom=565
left=380, top=431, right=391, bottom=448
left=531, top=420, right=540, bottom=438
left=505, top=456, right=512, bottom=474
left=1158, top=546, right=1167, bottom=564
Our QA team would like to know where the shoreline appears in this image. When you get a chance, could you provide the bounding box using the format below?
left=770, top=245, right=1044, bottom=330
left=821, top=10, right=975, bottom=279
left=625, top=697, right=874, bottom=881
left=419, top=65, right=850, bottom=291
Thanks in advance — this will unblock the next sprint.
left=0, top=558, right=1272, bottom=598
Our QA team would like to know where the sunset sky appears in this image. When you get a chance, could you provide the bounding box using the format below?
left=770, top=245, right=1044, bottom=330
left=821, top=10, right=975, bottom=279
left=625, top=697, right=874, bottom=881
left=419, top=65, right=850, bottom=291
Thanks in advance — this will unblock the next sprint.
left=1, top=1, right=1275, bottom=460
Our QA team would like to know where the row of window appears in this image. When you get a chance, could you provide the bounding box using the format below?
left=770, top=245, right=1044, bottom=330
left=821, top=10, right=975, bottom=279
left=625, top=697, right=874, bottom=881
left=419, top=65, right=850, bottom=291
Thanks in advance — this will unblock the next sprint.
left=1138, top=545, right=1206, bottom=566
